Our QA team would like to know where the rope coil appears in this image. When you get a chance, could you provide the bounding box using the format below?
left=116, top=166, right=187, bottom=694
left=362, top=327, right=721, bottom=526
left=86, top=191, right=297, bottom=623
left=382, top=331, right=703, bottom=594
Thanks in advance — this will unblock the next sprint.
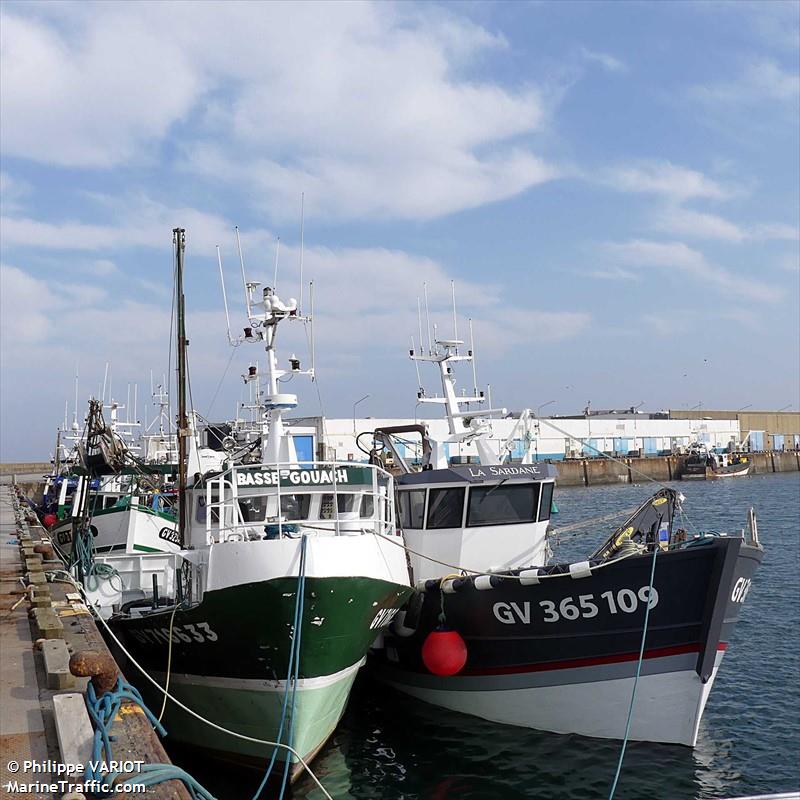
left=84, top=676, right=216, bottom=800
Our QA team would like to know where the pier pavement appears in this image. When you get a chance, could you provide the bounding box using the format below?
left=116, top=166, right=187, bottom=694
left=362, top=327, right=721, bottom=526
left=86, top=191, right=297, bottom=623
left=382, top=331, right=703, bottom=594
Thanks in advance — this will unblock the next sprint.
left=0, top=486, right=192, bottom=800
left=0, top=485, right=54, bottom=798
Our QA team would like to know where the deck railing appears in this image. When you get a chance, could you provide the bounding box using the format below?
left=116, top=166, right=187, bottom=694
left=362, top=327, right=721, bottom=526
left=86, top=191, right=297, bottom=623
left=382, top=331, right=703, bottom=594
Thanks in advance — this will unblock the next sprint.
left=203, top=461, right=397, bottom=544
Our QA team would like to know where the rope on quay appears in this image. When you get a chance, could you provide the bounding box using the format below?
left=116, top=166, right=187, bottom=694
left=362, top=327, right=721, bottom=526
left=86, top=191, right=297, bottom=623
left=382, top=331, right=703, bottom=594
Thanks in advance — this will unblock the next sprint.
left=65, top=573, right=334, bottom=800
left=85, top=677, right=216, bottom=799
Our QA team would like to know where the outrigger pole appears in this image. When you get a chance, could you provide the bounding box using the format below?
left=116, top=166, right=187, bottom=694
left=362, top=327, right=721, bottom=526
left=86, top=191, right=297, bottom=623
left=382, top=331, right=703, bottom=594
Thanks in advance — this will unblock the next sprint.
left=174, top=227, right=188, bottom=548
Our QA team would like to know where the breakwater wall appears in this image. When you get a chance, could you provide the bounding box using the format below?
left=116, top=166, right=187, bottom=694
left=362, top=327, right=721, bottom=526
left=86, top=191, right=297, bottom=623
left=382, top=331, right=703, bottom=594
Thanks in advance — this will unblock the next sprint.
left=553, top=451, right=800, bottom=487
left=0, top=462, right=50, bottom=476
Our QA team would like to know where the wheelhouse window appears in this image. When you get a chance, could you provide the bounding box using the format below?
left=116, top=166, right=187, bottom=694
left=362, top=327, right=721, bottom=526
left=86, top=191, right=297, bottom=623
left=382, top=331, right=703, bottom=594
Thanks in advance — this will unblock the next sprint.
left=360, top=494, right=375, bottom=519
left=427, top=487, right=465, bottom=529
left=238, top=495, right=268, bottom=523
left=539, top=482, right=554, bottom=522
left=467, top=483, right=539, bottom=527
left=281, top=493, right=311, bottom=521
left=337, top=494, right=359, bottom=513
left=398, top=489, right=425, bottom=529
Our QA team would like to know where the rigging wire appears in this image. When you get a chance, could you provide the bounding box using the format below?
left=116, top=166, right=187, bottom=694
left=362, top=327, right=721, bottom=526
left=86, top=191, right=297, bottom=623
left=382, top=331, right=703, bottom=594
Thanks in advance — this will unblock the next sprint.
left=374, top=530, right=640, bottom=580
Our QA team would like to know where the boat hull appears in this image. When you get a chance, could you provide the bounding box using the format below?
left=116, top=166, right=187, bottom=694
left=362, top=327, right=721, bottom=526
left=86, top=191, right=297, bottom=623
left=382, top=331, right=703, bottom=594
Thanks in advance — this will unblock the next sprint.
left=379, top=649, right=725, bottom=747
left=373, top=536, right=762, bottom=746
left=52, top=503, right=179, bottom=555
left=107, top=560, right=412, bottom=770
left=681, top=461, right=751, bottom=480
left=150, top=659, right=362, bottom=778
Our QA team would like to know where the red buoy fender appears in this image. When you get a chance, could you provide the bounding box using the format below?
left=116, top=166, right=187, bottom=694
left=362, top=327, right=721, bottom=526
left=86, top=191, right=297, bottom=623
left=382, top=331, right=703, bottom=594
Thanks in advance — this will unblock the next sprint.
left=43, top=513, right=58, bottom=529
left=421, top=629, right=467, bottom=676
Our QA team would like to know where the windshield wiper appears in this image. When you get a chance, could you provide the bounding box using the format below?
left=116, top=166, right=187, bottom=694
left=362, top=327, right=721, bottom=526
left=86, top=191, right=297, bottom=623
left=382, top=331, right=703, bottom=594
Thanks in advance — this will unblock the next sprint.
left=481, top=478, right=508, bottom=501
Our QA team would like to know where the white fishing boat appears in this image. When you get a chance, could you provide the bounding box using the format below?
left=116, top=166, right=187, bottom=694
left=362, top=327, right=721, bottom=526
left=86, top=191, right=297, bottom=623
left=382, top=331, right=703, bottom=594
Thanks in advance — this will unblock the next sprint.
left=367, top=291, right=762, bottom=747
left=682, top=442, right=751, bottom=480
left=83, top=228, right=412, bottom=781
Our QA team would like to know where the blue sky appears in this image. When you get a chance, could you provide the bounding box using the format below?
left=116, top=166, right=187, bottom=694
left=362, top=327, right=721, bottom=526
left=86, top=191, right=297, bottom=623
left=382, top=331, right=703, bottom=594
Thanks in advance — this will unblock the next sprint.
left=1, top=0, right=798, bottom=459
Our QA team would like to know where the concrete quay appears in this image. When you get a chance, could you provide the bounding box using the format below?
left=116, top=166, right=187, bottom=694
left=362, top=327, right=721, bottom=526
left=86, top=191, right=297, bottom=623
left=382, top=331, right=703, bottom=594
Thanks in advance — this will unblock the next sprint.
left=548, top=450, right=800, bottom=487
left=0, top=485, right=191, bottom=800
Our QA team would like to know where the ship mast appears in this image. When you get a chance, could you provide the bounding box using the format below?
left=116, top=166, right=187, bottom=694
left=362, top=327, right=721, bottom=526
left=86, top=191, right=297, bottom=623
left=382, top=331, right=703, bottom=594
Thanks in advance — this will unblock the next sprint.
left=174, top=227, right=188, bottom=547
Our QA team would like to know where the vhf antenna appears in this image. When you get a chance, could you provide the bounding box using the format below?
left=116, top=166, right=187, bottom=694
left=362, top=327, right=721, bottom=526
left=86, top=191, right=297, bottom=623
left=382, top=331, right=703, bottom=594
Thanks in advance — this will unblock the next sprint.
left=451, top=280, right=458, bottom=344
left=273, top=236, right=281, bottom=292
left=216, top=245, right=236, bottom=345
left=235, top=226, right=252, bottom=319
left=73, top=362, right=79, bottom=429
left=309, top=280, right=316, bottom=378
left=423, top=281, right=433, bottom=353
left=299, top=192, right=305, bottom=314
left=469, top=318, right=479, bottom=397
left=410, top=335, right=423, bottom=389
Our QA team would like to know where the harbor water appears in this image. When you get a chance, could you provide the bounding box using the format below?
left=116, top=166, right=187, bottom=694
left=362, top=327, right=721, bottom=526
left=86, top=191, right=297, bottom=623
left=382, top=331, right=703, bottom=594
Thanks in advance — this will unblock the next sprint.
left=170, top=472, right=800, bottom=799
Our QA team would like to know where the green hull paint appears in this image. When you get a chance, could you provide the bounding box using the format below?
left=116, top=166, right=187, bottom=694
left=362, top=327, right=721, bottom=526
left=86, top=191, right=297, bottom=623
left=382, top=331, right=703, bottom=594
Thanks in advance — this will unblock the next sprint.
left=152, top=665, right=358, bottom=765
left=112, top=575, right=412, bottom=680
left=109, top=574, right=411, bottom=768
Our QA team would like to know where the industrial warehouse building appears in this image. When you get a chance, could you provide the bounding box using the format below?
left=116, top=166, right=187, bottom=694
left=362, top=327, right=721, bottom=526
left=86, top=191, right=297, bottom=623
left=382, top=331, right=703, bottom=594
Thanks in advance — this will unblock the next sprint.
left=282, top=410, right=799, bottom=465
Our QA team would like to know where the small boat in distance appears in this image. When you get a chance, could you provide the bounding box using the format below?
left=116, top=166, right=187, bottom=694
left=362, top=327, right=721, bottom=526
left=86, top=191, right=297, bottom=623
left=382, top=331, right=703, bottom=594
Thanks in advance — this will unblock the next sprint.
left=682, top=442, right=751, bottom=480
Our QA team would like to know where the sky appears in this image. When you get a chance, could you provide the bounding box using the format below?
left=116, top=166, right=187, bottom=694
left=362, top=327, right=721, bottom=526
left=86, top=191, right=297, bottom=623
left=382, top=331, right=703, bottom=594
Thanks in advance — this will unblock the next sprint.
left=1, top=0, right=798, bottom=460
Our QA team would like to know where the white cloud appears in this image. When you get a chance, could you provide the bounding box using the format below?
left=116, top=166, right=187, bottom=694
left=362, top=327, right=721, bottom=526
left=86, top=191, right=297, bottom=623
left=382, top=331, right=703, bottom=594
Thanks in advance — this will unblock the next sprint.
left=0, top=172, right=30, bottom=214
left=643, top=307, right=762, bottom=337
left=579, top=47, right=627, bottom=73
left=577, top=266, right=640, bottom=282
left=0, top=198, right=273, bottom=255
left=778, top=251, right=800, bottom=273
left=85, top=259, right=120, bottom=277
left=186, top=146, right=558, bottom=223
left=653, top=207, right=799, bottom=243
left=750, top=222, right=800, bottom=242
left=690, top=58, right=800, bottom=109
left=0, top=10, right=200, bottom=167
left=602, top=239, right=781, bottom=303
left=1, top=2, right=560, bottom=222
left=0, top=264, right=59, bottom=344
left=653, top=207, right=746, bottom=242
left=600, top=160, right=732, bottom=201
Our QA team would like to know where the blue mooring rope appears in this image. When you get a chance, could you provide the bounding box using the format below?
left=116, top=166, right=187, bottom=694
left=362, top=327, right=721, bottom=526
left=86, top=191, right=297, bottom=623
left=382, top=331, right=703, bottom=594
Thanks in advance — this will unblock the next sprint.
left=84, top=677, right=217, bottom=799
left=607, top=542, right=660, bottom=800
left=251, top=533, right=308, bottom=800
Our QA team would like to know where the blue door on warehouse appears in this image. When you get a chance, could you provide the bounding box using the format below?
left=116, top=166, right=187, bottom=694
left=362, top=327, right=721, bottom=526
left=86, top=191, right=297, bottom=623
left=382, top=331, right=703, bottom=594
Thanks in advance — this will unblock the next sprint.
left=643, top=437, right=658, bottom=455
left=292, top=435, right=315, bottom=463
left=614, top=438, right=631, bottom=455
left=582, top=439, right=599, bottom=456
left=749, top=431, right=764, bottom=451
left=773, top=434, right=785, bottom=451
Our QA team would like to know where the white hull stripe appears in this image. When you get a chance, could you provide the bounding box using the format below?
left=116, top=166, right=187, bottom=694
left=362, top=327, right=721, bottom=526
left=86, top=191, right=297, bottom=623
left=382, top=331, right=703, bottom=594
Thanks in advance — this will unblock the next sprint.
left=382, top=655, right=725, bottom=747
left=379, top=648, right=724, bottom=692
left=151, top=658, right=365, bottom=693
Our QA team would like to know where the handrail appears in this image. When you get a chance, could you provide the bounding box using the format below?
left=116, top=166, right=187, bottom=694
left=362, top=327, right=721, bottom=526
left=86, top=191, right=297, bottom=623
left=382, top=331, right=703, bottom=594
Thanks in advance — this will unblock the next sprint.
left=200, top=461, right=397, bottom=543
left=215, top=459, right=396, bottom=485
left=205, top=462, right=395, bottom=544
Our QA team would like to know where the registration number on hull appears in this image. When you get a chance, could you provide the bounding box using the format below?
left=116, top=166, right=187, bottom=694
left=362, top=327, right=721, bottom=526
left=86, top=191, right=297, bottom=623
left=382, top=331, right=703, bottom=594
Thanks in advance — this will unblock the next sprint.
left=129, top=622, right=219, bottom=645
left=493, top=586, right=659, bottom=625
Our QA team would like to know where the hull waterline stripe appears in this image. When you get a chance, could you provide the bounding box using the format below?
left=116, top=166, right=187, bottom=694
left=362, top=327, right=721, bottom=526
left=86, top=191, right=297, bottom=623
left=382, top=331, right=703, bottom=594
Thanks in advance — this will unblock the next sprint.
left=462, top=642, right=727, bottom=677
